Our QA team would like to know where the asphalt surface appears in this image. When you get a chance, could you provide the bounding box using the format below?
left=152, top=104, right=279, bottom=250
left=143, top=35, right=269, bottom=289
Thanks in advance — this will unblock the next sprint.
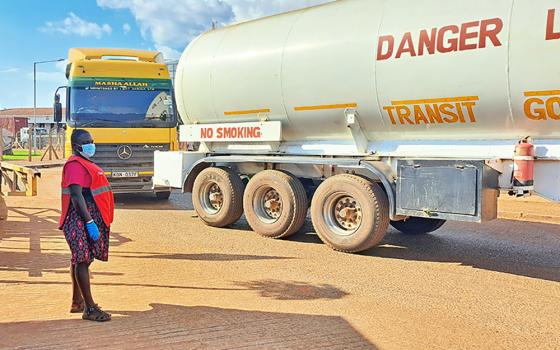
left=0, top=168, right=559, bottom=349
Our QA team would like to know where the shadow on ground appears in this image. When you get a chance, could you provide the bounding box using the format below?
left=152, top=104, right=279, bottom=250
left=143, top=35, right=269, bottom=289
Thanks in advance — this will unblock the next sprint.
left=289, top=219, right=560, bottom=282
left=0, top=278, right=348, bottom=299
left=0, top=303, right=377, bottom=349
left=0, top=206, right=130, bottom=277
left=0, top=203, right=295, bottom=278
left=115, top=252, right=295, bottom=261
left=235, top=279, right=349, bottom=300
left=0, top=278, right=245, bottom=291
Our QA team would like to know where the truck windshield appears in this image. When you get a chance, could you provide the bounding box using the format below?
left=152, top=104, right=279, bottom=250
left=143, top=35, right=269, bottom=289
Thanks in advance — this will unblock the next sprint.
left=70, top=88, right=176, bottom=128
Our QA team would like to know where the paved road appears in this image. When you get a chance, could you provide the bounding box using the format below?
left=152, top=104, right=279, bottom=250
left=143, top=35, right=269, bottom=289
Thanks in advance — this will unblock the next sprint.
left=0, top=168, right=559, bottom=349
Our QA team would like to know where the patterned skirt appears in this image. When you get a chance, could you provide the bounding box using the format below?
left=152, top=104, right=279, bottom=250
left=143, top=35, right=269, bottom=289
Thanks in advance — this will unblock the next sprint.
left=62, top=199, right=110, bottom=265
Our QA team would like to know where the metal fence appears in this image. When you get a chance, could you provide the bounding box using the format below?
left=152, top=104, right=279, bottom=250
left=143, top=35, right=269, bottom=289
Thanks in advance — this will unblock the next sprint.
left=2, top=127, right=66, bottom=161
left=27, top=132, right=65, bottom=150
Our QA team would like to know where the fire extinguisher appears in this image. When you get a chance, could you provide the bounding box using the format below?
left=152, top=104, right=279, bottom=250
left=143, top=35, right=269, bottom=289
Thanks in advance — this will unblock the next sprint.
left=513, top=137, right=535, bottom=188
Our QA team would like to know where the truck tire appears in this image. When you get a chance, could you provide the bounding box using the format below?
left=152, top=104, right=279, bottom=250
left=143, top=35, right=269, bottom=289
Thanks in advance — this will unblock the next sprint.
left=192, top=167, right=244, bottom=227
left=155, top=191, right=171, bottom=200
left=311, top=174, right=389, bottom=253
left=390, top=217, right=446, bottom=235
left=243, top=170, right=308, bottom=239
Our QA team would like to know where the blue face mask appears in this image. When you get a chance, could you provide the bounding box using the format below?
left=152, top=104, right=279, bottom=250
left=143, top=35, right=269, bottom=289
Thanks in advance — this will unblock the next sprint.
left=80, top=143, right=96, bottom=158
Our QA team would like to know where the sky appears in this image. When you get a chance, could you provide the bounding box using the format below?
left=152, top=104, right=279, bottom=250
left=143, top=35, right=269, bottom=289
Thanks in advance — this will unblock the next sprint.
left=0, top=0, right=331, bottom=110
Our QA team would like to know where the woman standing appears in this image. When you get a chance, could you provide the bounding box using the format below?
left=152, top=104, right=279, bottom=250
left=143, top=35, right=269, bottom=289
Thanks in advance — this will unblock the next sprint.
left=60, top=129, right=114, bottom=322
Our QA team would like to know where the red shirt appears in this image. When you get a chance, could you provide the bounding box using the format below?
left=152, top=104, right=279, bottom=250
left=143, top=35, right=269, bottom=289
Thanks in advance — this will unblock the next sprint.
left=62, top=161, right=92, bottom=188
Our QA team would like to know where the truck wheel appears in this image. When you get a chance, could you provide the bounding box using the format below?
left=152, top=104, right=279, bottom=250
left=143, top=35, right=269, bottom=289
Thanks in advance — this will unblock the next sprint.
left=155, top=191, right=171, bottom=200
left=243, top=170, right=308, bottom=238
left=311, top=174, right=389, bottom=253
left=390, top=217, right=446, bottom=235
left=192, top=167, right=244, bottom=227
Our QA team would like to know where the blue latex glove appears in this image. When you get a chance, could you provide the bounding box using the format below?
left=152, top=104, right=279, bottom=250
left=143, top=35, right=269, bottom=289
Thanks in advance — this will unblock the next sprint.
left=86, top=220, right=100, bottom=241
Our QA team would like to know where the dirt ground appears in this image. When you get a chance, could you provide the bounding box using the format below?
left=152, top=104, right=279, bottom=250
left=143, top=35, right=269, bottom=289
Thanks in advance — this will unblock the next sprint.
left=0, top=168, right=559, bottom=349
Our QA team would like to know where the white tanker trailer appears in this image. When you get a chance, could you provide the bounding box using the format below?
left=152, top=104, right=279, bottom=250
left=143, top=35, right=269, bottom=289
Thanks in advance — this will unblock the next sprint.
left=154, top=0, right=560, bottom=253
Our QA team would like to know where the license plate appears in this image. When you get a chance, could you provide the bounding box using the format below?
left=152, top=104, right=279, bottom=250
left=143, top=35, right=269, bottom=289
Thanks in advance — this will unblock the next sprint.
left=111, top=171, right=139, bottom=178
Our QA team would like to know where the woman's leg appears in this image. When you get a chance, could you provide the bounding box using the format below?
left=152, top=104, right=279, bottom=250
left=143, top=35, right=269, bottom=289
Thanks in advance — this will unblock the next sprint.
left=75, top=262, right=111, bottom=321
left=70, top=264, right=83, bottom=304
left=75, top=262, right=95, bottom=308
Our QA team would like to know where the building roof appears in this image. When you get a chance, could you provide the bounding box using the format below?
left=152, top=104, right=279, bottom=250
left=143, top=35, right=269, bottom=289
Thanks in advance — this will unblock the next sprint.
left=0, top=108, right=61, bottom=117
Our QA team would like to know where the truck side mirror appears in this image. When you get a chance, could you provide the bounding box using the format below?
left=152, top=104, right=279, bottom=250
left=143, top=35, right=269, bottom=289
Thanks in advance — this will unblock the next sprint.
left=53, top=86, right=67, bottom=123
left=54, top=94, right=63, bottom=123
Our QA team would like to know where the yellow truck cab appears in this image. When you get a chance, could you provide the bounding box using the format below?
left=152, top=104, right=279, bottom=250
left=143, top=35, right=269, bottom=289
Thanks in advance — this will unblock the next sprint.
left=54, top=48, right=178, bottom=199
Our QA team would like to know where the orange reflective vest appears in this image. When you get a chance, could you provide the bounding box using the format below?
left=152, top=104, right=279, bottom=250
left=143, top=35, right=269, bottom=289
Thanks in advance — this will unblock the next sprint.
left=60, top=155, right=114, bottom=229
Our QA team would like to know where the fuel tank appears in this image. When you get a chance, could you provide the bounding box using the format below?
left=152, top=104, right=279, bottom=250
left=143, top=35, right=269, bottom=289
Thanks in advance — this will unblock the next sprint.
left=174, top=0, right=560, bottom=143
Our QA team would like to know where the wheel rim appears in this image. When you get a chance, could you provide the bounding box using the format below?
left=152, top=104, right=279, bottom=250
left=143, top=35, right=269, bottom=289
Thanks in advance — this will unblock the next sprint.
left=200, top=181, right=223, bottom=214
left=253, top=186, right=283, bottom=224
left=324, top=192, right=363, bottom=236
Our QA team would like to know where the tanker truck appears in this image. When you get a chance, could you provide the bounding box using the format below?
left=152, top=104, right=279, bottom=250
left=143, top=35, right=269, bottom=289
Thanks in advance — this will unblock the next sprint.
left=154, top=0, right=560, bottom=253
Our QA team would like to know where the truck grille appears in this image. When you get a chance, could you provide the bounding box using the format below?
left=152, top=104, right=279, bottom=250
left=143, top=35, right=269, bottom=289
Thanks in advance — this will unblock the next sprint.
left=91, top=144, right=169, bottom=192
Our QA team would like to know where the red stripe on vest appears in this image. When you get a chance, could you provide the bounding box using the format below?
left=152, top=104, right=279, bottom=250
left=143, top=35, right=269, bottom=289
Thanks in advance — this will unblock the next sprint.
left=60, top=156, right=114, bottom=229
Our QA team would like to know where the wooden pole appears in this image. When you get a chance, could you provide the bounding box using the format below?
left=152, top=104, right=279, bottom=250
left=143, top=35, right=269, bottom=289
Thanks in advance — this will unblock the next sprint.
left=62, top=129, right=66, bottom=159
left=48, top=127, right=53, bottom=160
left=40, top=127, right=60, bottom=161
left=0, top=196, right=6, bottom=220
left=28, top=125, right=34, bottom=162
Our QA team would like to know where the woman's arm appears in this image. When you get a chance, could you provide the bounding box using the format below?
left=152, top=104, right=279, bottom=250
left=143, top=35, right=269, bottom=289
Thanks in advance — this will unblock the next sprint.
left=69, top=184, right=92, bottom=222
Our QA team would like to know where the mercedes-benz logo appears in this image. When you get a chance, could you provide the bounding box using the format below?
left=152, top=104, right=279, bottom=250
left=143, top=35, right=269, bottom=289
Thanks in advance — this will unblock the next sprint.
left=117, top=145, right=133, bottom=160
